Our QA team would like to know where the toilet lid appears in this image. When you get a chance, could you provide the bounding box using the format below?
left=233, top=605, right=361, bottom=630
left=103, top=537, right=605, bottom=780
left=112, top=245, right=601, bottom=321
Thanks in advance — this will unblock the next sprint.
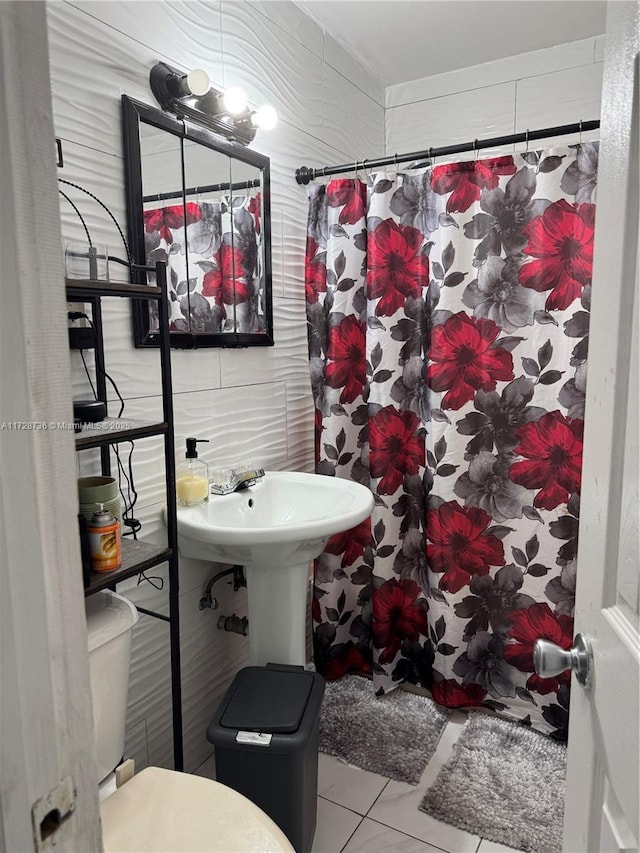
left=100, top=767, right=294, bottom=852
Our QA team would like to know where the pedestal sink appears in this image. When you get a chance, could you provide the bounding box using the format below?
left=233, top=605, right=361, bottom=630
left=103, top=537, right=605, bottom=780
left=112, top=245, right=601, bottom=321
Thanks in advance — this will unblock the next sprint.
left=176, top=471, right=374, bottom=667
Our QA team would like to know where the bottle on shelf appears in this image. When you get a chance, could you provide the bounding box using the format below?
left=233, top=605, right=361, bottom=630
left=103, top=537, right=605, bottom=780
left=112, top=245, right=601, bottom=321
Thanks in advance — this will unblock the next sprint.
left=176, top=437, right=210, bottom=507
left=87, top=503, right=122, bottom=573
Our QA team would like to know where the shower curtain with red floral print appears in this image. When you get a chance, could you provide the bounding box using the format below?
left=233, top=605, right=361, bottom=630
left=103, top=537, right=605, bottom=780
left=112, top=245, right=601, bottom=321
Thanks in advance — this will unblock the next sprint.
left=305, top=142, right=597, bottom=738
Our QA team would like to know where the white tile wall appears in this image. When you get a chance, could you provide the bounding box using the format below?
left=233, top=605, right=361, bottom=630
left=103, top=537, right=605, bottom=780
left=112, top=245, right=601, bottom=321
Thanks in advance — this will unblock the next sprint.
left=387, top=82, right=517, bottom=159
left=386, top=36, right=603, bottom=160
left=47, top=0, right=384, bottom=773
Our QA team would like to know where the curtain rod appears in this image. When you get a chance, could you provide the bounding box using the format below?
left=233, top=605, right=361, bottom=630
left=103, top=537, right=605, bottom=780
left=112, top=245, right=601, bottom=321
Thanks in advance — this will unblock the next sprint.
left=143, top=177, right=261, bottom=204
left=294, top=119, right=600, bottom=185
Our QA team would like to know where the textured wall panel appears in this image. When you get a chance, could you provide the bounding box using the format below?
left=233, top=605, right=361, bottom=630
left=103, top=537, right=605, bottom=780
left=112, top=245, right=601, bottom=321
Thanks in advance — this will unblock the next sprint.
left=247, top=1, right=323, bottom=58
left=67, top=0, right=224, bottom=85
left=322, top=64, right=386, bottom=160
left=323, top=33, right=385, bottom=106
left=56, top=141, right=127, bottom=261
left=515, top=62, right=604, bottom=132
left=48, top=0, right=384, bottom=776
left=220, top=297, right=308, bottom=386
left=179, top=581, right=250, bottom=772
left=48, top=3, right=173, bottom=157
left=385, top=38, right=603, bottom=163
left=173, top=382, right=289, bottom=470
left=386, top=81, right=516, bottom=157
left=107, top=435, right=167, bottom=516
left=220, top=1, right=322, bottom=135
left=259, top=119, right=353, bottom=302
left=285, top=382, right=315, bottom=464
left=107, top=382, right=290, bottom=509
left=386, top=36, right=598, bottom=107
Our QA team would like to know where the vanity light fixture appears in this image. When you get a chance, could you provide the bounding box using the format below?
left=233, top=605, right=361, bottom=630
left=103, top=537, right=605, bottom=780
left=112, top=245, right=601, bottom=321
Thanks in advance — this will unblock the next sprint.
left=251, top=104, right=278, bottom=131
left=149, top=61, right=276, bottom=145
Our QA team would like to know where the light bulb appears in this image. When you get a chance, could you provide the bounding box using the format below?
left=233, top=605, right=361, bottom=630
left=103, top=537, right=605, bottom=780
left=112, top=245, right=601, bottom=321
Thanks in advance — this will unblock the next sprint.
left=186, top=69, right=210, bottom=97
left=252, top=104, right=278, bottom=131
left=222, top=86, right=248, bottom=116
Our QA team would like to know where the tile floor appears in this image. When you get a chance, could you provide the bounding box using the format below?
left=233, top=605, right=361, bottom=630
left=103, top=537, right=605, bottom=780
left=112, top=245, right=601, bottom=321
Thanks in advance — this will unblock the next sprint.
left=194, top=711, right=520, bottom=853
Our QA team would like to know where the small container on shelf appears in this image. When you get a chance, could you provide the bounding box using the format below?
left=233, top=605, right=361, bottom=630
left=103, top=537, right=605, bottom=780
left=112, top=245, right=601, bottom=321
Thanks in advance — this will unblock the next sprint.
left=65, top=241, right=110, bottom=280
left=176, top=437, right=210, bottom=507
left=88, top=503, right=122, bottom=573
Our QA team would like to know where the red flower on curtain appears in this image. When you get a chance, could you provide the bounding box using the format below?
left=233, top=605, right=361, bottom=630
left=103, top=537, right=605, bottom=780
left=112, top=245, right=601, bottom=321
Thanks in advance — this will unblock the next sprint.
left=325, top=518, right=371, bottom=567
left=504, top=602, right=574, bottom=693
left=431, top=679, right=487, bottom=709
left=144, top=202, right=202, bottom=243
left=202, top=244, right=248, bottom=304
left=325, top=315, right=367, bottom=404
left=431, top=157, right=517, bottom=213
left=373, top=578, right=428, bottom=664
left=248, top=192, right=261, bottom=235
left=323, top=643, right=372, bottom=680
left=509, top=411, right=583, bottom=510
left=427, top=501, right=505, bottom=593
left=369, top=406, right=425, bottom=494
left=427, top=313, right=514, bottom=410
left=327, top=178, right=366, bottom=225
left=305, top=237, right=327, bottom=304
left=519, top=200, right=595, bottom=311
left=367, top=220, right=428, bottom=316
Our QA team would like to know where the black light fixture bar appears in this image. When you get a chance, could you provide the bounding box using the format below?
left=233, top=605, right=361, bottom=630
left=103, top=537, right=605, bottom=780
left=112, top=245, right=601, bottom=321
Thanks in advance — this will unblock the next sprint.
left=294, top=119, right=600, bottom=185
left=143, top=177, right=261, bottom=204
left=150, top=61, right=256, bottom=145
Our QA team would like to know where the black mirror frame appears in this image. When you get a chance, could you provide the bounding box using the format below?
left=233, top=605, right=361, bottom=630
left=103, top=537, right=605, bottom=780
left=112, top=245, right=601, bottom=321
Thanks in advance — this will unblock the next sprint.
left=122, top=95, right=274, bottom=349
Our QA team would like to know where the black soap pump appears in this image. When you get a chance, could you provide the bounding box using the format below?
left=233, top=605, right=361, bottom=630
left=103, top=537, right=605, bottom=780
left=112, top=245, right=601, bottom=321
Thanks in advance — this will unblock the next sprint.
left=176, top=437, right=210, bottom=506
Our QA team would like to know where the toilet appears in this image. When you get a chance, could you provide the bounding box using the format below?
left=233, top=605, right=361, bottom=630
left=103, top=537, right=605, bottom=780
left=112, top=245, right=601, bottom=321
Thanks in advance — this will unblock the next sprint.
left=85, top=590, right=294, bottom=852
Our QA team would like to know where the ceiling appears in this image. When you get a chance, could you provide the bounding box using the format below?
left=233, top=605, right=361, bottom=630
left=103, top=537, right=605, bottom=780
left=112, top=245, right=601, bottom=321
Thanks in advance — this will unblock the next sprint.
left=296, top=1, right=607, bottom=86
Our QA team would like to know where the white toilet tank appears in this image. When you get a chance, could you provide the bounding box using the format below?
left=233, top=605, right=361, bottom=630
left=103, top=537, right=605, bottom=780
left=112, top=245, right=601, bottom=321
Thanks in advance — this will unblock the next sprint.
left=85, top=590, right=139, bottom=783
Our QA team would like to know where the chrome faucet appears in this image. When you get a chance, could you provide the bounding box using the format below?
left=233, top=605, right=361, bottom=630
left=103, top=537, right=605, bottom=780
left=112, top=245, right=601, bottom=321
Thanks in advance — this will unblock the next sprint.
left=210, top=464, right=265, bottom=495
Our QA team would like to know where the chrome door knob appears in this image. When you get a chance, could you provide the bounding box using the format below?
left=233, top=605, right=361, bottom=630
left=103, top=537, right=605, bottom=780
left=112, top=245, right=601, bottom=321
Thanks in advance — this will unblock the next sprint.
left=533, top=633, right=593, bottom=687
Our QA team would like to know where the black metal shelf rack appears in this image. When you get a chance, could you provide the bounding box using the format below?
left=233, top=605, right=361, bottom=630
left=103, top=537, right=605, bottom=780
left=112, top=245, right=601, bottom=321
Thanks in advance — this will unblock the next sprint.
left=68, top=261, right=183, bottom=771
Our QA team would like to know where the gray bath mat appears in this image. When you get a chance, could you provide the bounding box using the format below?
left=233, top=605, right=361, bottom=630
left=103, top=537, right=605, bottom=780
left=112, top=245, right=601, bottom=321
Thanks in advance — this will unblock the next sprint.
left=419, top=713, right=566, bottom=853
left=319, top=675, right=450, bottom=785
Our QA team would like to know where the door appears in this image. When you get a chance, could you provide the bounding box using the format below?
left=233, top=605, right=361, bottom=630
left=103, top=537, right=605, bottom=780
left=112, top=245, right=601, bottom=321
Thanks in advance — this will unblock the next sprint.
left=560, top=2, right=639, bottom=851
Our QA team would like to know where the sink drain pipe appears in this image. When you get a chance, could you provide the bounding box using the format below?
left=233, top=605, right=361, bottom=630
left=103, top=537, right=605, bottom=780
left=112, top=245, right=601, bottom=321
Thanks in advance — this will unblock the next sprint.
left=199, top=564, right=246, bottom=611
left=217, top=614, right=249, bottom=636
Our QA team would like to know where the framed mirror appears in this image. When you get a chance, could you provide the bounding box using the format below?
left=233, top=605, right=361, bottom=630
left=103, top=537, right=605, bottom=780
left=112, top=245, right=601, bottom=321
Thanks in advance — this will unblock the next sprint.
left=122, top=95, right=273, bottom=348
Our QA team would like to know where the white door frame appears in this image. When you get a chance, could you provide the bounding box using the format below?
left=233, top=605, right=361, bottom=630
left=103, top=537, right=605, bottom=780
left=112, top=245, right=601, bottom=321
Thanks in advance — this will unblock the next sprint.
left=564, top=1, right=640, bottom=850
left=0, top=3, right=101, bottom=850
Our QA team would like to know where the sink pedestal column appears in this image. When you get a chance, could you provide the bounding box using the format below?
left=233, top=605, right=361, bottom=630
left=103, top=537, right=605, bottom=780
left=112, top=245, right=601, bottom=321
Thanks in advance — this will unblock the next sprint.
left=245, top=561, right=311, bottom=667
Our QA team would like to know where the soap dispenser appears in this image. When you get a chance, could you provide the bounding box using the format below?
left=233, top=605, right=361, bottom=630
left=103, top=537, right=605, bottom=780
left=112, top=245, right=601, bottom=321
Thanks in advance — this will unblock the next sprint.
left=176, top=438, right=210, bottom=507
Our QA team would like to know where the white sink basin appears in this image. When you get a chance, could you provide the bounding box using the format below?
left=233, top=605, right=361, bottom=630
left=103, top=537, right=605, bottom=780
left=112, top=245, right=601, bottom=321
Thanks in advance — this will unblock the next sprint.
left=176, top=471, right=374, bottom=666
left=176, top=470, right=373, bottom=565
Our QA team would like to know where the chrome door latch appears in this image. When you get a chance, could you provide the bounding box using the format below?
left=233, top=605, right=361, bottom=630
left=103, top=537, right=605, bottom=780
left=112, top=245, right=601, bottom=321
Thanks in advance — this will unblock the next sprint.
left=534, top=632, right=594, bottom=688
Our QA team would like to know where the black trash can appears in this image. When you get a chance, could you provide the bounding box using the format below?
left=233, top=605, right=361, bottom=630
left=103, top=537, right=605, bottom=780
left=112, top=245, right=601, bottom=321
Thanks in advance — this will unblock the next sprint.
left=207, top=663, right=325, bottom=853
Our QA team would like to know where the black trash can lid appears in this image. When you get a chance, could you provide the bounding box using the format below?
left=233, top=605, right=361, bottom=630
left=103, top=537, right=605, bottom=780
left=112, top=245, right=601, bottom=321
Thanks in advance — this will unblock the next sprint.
left=219, top=667, right=316, bottom=734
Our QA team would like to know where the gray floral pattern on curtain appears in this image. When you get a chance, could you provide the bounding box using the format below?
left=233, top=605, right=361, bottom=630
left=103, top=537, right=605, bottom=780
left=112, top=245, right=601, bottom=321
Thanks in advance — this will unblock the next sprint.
left=305, top=143, right=597, bottom=738
left=144, top=192, right=263, bottom=333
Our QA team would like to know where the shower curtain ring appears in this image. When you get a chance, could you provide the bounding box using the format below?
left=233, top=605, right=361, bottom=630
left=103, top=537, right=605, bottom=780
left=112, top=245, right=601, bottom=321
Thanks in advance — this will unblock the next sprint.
left=362, top=158, right=371, bottom=181
left=429, top=146, right=436, bottom=166
left=473, top=139, right=479, bottom=161
left=579, top=119, right=583, bottom=144
left=525, top=129, right=530, bottom=152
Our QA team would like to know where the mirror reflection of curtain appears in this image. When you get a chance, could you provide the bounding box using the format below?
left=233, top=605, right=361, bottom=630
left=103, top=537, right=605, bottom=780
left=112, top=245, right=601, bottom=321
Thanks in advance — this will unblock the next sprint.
left=143, top=192, right=262, bottom=334
left=306, top=143, right=598, bottom=740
